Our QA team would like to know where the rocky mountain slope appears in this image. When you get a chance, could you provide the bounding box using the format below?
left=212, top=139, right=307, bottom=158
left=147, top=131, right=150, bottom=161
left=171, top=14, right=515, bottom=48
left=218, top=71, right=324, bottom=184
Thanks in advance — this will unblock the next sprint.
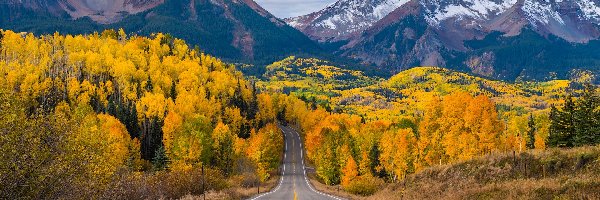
left=0, top=0, right=164, bottom=23
left=289, top=0, right=600, bottom=80
left=0, top=0, right=322, bottom=64
left=285, top=0, right=411, bottom=42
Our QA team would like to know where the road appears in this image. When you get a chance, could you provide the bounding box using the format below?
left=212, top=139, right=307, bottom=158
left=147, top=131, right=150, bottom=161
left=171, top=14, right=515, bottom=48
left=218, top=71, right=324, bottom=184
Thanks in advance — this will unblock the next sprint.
left=250, top=125, right=343, bottom=200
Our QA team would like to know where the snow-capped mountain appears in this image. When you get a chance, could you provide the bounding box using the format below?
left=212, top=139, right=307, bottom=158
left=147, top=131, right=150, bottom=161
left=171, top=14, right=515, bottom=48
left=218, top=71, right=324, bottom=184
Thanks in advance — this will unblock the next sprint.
left=285, top=0, right=411, bottom=42
left=290, top=0, right=600, bottom=43
left=289, top=0, right=600, bottom=80
left=415, top=0, right=600, bottom=43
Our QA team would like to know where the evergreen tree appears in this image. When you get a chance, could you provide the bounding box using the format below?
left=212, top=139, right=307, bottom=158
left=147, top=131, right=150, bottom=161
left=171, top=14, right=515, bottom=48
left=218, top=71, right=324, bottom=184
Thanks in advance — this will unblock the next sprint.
left=145, top=77, right=153, bottom=91
left=369, top=143, right=384, bottom=177
left=277, top=106, right=287, bottom=125
left=526, top=114, right=536, bottom=149
left=128, top=104, right=140, bottom=138
left=549, top=95, right=576, bottom=147
left=247, top=81, right=259, bottom=120
left=152, top=145, right=169, bottom=171
left=310, top=96, right=318, bottom=110
left=231, top=79, right=247, bottom=114
left=547, top=90, right=600, bottom=147
left=548, top=105, right=563, bottom=147
left=209, top=63, right=215, bottom=72
left=170, top=81, right=177, bottom=99
left=107, top=98, right=117, bottom=117
left=574, top=84, right=599, bottom=146
left=141, top=118, right=164, bottom=160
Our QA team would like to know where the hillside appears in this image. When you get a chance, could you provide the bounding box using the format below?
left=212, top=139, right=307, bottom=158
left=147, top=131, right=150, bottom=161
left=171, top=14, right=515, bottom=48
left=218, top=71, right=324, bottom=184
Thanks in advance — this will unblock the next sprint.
left=0, top=29, right=301, bottom=199
left=0, top=0, right=323, bottom=64
left=380, top=146, right=600, bottom=199
left=253, top=58, right=573, bottom=121
left=317, top=146, right=600, bottom=199
left=247, top=56, right=381, bottom=111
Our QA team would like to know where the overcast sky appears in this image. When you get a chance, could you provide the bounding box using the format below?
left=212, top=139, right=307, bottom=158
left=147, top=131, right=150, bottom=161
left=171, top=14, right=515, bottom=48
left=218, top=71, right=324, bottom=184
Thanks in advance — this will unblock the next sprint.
left=255, top=0, right=337, bottom=18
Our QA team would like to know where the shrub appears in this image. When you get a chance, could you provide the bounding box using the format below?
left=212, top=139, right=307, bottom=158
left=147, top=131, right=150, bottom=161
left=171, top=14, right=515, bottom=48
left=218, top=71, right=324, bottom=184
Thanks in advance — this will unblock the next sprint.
left=344, top=175, right=384, bottom=196
left=102, top=168, right=228, bottom=199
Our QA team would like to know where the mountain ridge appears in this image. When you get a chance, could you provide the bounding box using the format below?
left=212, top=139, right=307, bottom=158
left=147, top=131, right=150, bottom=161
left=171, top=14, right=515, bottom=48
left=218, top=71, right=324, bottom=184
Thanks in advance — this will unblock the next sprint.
left=287, top=0, right=600, bottom=80
left=0, top=0, right=323, bottom=65
left=289, top=0, right=600, bottom=44
left=285, top=0, right=411, bottom=42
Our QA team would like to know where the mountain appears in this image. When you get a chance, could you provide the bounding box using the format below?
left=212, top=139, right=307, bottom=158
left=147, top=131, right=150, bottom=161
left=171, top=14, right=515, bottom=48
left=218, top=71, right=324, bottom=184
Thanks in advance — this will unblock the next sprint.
left=0, top=0, right=322, bottom=64
left=0, top=0, right=164, bottom=24
left=285, top=0, right=411, bottom=42
left=288, top=0, right=600, bottom=80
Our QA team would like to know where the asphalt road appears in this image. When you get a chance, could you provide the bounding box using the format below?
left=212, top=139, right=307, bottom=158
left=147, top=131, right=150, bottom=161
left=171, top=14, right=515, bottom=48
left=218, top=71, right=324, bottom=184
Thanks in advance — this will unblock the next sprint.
left=250, top=125, right=343, bottom=200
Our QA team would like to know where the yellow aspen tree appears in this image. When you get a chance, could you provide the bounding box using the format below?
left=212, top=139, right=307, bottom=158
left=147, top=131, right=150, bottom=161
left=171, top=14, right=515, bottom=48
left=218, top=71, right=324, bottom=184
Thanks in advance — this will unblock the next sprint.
left=341, top=154, right=358, bottom=189
left=162, top=111, right=183, bottom=156
left=441, top=92, right=471, bottom=161
left=416, top=95, right=444, bottom=170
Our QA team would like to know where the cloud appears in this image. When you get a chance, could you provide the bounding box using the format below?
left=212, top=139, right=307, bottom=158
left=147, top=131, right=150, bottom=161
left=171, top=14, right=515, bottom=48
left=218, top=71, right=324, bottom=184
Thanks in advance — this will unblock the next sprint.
left=255, top=0, right=337, bottom=18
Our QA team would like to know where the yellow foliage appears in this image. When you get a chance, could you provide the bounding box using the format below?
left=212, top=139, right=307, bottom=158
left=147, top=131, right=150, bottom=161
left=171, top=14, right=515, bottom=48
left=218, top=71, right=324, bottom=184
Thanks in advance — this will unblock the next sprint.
left=163, top=111, right=183, bottom=155
left=137, top=92, right=170, bottom=120
left=341, top=154, right=358, bottom=188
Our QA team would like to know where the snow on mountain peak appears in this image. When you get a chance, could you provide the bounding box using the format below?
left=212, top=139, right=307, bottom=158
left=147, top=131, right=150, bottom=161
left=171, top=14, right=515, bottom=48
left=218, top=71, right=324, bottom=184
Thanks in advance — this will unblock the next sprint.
left=577, top=0, right=600, bottom=22
left=423, top=0, right=517, bottom=25
left=315, top=0, right=410, bottom=31
left=522, top=0, right=565, bottom=26
left=373, top=0, right=411, bottom=19
left=287, top=0, right=600, bottom=42
left=285, top=0, right=410, bottom=41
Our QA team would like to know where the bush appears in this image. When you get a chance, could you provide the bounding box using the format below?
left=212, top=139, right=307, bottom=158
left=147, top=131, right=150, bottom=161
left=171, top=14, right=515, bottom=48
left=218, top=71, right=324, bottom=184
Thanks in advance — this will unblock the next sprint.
left=102, top=168, right=228, bottom=199
left=230, top=172, right=260, bottom=188
left=344, top=175, right=384, bottom=196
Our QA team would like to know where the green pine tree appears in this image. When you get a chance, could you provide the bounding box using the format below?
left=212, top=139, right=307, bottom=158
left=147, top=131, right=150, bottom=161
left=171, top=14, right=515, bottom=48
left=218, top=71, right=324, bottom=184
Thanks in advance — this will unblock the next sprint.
left=170, top=81, right=177, bottom=99
left=526, top=114, right=536, bottom=149
left=548, top=105, right=563, bottom=147
left=152, top=145, right=169, bottom=171
left=548, top=95, right=577, bottom=147
left=574, top=84, right=599, bottom=146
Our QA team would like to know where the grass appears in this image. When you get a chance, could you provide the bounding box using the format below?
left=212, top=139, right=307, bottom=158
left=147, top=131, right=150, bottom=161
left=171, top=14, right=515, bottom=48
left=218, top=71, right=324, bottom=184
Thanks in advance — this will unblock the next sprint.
left=308, top=174, right=368, bottom=200
left=227, top=174, right=281, bottom=199
left=177, top=174, right=281, bottom=200
left=307, top=146, right=600, bottom=200
left=369, top=146, right=600, bottom=200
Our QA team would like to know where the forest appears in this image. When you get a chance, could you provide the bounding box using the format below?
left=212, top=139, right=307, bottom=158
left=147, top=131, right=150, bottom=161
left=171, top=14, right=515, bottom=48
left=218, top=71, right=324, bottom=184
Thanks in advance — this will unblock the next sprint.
left=1, top=30, right=599, bottom=199
left=0, top=29, right=292, bottom=198
left=252, top=57, right=600, bottom=196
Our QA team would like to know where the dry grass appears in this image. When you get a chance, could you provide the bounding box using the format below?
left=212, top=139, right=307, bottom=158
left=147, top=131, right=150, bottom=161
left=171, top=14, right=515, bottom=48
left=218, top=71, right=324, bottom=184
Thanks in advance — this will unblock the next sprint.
left=227, top=174, right=281, bottom=199
left=102, top=168, right=229, bottom=199
left=367, top=146, right=600, bottom=200
left=179, top=174, right=280, bottom=200
left=308, top=173, right=370, bottom=200
left=306, top=146, right=600, bottom=200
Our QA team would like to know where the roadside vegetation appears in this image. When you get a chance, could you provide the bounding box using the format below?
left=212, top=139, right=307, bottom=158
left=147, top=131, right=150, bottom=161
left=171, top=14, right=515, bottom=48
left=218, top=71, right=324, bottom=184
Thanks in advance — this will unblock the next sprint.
left=371, top=146, right=600, bottom=199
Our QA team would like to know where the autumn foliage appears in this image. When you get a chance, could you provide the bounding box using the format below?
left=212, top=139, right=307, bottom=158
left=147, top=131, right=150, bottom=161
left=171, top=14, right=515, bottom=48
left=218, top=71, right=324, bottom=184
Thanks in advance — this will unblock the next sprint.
left=276, top=89, right=509, bottom=195
left=1, top=29, right=597, bottom=198
left=0, top=30, right=282, bottom=198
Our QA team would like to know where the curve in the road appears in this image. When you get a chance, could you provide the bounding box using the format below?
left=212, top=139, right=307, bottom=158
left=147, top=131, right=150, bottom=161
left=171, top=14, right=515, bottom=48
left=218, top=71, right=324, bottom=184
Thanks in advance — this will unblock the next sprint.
left=250, top=125, right=344, bottom=200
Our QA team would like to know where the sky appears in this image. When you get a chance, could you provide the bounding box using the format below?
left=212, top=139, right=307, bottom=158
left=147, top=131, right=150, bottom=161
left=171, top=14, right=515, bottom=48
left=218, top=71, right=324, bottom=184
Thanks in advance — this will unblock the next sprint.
left=255, top=0, right=337, bottom=18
